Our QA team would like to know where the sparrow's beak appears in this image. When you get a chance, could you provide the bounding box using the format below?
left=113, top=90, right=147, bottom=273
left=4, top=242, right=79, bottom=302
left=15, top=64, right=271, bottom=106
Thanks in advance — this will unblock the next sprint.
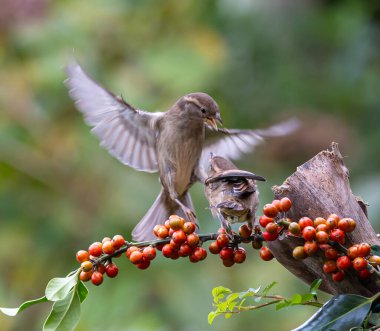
left=205, top=117, right=218, bottom=130
left=216, top=112, right=223, bottom=125
left=205, top=113, right=222, bottom=130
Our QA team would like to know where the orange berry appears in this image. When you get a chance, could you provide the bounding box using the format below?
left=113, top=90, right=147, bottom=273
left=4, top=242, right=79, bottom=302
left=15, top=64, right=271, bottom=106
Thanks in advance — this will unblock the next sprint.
left=263, top=204, right=278, bottom=218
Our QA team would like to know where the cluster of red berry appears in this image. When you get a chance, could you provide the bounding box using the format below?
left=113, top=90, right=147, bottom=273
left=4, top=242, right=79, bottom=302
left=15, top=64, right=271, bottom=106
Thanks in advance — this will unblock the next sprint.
left=257, top=197, right=293, bottom=261
left=76, top=234, right=125, bottom=286
left=288, top=214, right=379, bottom=282
left=153, top=215, right=207, bottom=262
left=207, top=227, right=248, bottom=267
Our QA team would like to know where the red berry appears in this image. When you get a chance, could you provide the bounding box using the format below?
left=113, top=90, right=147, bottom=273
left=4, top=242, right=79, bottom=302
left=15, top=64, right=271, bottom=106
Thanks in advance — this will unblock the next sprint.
left=170, top=250, right=180, bottom=260
left=186, top=233, right=200, bottom=247
left=338, top=218, right=356, bottom=233
left=129, top=250, right=143, bottom=264
left=172, top=230, right=187, bottom=244
left=239, top=224, right=252, bottom=239
left=222, top=258, right=235, bottom=267
left=102, top=240, right=115, bottom=255
left=302, top=226, right=316, bottom=241
left=233, top=248, right=246, bottom=264
left=259, top=215, right=274, bottom=228
left=81, top=261, right=93, bottom=272
left=105, top=263, right=119, bottom=278
left=79, top=271, right=92, bottom=282
left=192, top=247, right=207, bottom=261
left=266, top=222, right=279, bottom=234
left=102, top=237, right=111, bottom=244
left=136, top=259, right=151, bottom=270
left=76, top=250, right=90, bottom=263
left=316, top=224, right=330, bottom=233
left=252, top=240, right=263, bottom=250
left=162, top=244, right=174, bottom=258
left=216, top=234, right=230, bottom=248
left=318, top=244, right=332, bottom=251
left=369, top=255, right=380, bottom=266
left=357, top=243, right=371, bottom=257
left=314, top=217, right=326, bottom=227
left=219, top=247, right=234, bottom=260
left=169, top=238, right=180, bottom=250
left=304, top=241, right=318, bottom=255
left=332, top=270, right=345, bottom=282
left=353, top=257, right=368, bottom=271
left=126, top=246, right=139, bottom=259
left=112, top=235, right=125, bottom=249
left=292, top=246, right=307, bottom=260
left=347, top=245, right=359, bottom=260
left=336, top=256, right=351, bottom=270
left=316, top=231, right=329, bottom=244
left=358, top=269, right=371, bottom=279
left=262, top=231, right=278, bottom=242
left=157, top=226, right=169, bottom=239
left=178, top=244, right=192, bottom=257
left=326, top=214, right=340, bottom=229
left=280, top=197, right=292, bottom=212
left=323, top=260, right=337, bottom=274
left=272, top=199, right=282, bottom=211
left=182, top=222, right=196, bottom=234
left=217, top=228, right=227, bottom=234
left=263, top=204, right=278, bottom=218
left=260, top=246, right=274, bottom=261
left=88, top=242, right=103, bottom=257
left=153, top=225, right=161, bottom=237
left=325, top=248, right=338, bottom=260
left=97, top=264, right=106, bottom=274
left=298, top=217, right=313, bottom=229
left=91, top=271, right=103, bottom=286
left=169, top=215, right=185, bottom=230
left=288, top=222, right=301, bottom=236
left=329, top=229, right=345, bottom=244
left=209, top=241, right=221, bottom=254
left=143, top=246, right=156, bottom=260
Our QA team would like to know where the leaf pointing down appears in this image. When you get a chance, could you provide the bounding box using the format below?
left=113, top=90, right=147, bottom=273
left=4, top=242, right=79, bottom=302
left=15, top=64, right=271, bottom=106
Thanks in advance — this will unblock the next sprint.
left=0, top=296, right=48, bottom=316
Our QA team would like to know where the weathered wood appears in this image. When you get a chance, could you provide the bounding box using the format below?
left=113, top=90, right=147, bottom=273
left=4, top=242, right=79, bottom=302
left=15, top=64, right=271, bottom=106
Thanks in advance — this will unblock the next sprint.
left=268, top=142, right=380, bottom=296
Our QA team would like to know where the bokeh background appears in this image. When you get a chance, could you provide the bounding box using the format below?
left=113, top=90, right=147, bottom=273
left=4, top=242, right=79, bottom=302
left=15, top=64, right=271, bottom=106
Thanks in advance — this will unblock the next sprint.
left=1, top=0, right=380, bottom=330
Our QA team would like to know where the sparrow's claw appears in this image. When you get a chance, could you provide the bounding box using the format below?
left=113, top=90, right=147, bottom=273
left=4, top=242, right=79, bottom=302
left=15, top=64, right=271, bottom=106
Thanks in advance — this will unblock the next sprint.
left=184, top=208, right=197, bottom=224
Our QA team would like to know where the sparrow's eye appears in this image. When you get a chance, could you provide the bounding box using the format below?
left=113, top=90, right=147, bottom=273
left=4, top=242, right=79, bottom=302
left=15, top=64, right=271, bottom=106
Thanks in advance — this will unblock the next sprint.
left=200, top=107, right=206, bottom=114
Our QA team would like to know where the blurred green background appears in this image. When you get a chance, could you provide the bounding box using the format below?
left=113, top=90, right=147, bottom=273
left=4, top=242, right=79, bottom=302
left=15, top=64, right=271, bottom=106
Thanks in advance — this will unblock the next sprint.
left=1, top=0, right=380, bottom=330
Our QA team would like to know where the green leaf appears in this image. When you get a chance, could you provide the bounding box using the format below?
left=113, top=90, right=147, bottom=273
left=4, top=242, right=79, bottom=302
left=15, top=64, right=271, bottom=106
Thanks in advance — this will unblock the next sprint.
left=255, top=282, right=276, bottom=303
left=0, top=296, right=48, bottom=316
left=300, top=294, right=314, bottom=304
left=212, top=286, right=232, bottom=303
left=225, top=313, right=232, bottom=319
left=371, top=245, right=380, bottom=256
left=309, top=279, right=322, bottom=296
left=294, top=294, right=373, bottom=331
left=76, top=281, right=88, bottom=303
left=43, top=289, right=81, bottom=331
left=276, top=300, right=291, bottom=311
left=208, top=311, right=217, bottom=325
left=368, top=312, right=380, bottom=326
left=45, top=274, right=78, bottom=301
left=290, top=294, right=303, bottom=305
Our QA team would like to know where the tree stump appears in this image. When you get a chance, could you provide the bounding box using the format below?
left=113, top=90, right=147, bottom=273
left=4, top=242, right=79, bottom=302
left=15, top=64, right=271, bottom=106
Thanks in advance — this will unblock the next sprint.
left=268, top=142, right=380, bottom=296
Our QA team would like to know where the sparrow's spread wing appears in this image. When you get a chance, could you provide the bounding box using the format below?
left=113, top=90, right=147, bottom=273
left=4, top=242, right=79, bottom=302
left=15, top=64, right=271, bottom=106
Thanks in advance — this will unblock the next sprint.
left=65, top=62, right=162, bottom=172
left=198, top=118, right=299, bottom=180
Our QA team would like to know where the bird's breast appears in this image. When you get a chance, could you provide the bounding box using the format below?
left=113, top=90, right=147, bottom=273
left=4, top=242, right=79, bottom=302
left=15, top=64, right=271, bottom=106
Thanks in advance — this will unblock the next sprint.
left=157, top=118, right=204, bottom=195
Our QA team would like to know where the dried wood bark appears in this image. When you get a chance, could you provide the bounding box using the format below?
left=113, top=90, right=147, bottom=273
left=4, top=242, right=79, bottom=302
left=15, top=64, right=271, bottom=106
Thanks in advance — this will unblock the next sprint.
left=268, top=142, right=380, bottom=296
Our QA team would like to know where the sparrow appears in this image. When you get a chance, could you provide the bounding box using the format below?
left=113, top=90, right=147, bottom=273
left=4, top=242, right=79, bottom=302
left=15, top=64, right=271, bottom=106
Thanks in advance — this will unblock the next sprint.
left=204, top=155, right=266, bottom=237
left=65, top=61, right=298, bottom=241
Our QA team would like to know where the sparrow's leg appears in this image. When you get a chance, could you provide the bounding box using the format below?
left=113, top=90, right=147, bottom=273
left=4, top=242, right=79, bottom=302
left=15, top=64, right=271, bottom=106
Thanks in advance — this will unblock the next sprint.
left=166, top=167, right=197, bottom=223
left=216, top=212, right=234, bottom=240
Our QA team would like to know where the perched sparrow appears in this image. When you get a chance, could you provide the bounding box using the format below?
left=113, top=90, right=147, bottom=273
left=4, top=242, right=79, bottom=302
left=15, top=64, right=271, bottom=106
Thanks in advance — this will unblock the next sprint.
left=204, top=155, right=265, bottom=237
left=65, top=61, right=298, bottom=241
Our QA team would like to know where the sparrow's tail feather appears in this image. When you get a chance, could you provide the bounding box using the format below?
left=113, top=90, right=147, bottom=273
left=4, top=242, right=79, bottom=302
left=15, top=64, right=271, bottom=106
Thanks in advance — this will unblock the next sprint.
left=132, top=189, right=195, bottom=242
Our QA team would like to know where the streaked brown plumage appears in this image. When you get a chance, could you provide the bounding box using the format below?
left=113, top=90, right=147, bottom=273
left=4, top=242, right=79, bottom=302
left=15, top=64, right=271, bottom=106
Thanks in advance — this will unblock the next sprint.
left=65, top=61, right=298, bottom=241
left=204, top=155, right=266, bottom=236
